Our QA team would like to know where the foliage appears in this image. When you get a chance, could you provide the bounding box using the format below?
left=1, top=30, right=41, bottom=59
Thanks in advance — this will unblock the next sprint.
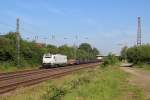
left=43, top=67, right=144, bottom=100
left=0, top=33, right=16, bottom=62
left=79, top=43, right=92, bottom=52
left=76, top=49, right=88, bottom=60
left=58, top=45, right=75, bottom=59
left=102, top=53, right=119, bottom=67
left=46, top=44, right=58, bottom=54
left=120, top=46, right=128, bottom=60
left=126, top=44, right=150, bottom=64
left=0, top=32, right=100, bottom=69
left=78, top=43, right=100, bottom=60
left=92, top=47, right=99, bottom=56
left=43, top=85, right=67, bottom=100
left=0, top=67, right=145, bottom=100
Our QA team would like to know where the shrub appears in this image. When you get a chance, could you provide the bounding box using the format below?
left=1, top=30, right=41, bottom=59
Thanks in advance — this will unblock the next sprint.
left=102, top=53, right=119, bottom=67
left=126, top=44, right=150, bottom=64
left=43, top=85, right=67, bottom=100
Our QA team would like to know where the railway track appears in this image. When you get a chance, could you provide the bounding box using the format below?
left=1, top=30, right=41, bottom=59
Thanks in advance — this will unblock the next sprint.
left=0, top=63, right=99, bottom=94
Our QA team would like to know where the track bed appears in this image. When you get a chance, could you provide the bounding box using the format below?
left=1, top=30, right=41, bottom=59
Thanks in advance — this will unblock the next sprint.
left=0, top=63, right=99, bottom=94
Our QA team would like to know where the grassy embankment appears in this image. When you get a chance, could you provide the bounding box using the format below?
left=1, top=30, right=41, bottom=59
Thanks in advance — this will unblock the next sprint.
left=133, top=63, right=150, bottom=71
left=0, top=63, right=39, bottom=72
left=0, top=65, right=145, bottom=100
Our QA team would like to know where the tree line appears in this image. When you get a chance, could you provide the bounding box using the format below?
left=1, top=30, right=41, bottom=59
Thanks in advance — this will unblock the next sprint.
left=0, top=32, right=99, bottom=67
left=121, top=44, right=150, bottom=64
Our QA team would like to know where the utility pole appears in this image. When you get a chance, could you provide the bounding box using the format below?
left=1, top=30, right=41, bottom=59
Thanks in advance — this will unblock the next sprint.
left=74, top=34, right=78, bottom=60
left=137, top=17, right=142, bottom=46
left=34, top=35, right=38, bottom=42
left=16, top=18, right=20, bottom=67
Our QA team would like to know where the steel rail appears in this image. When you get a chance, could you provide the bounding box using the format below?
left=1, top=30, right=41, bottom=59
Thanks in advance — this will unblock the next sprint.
left=0, top=63, right=99, bottom=94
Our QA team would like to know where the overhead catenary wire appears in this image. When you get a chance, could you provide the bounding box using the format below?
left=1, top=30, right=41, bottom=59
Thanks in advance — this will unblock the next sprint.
left=0, top=20, right=84, bottom=46
left=0, top=21, right=46, bottom=42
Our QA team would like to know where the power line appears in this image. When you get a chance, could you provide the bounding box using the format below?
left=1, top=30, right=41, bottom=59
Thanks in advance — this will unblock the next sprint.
left=0, top=21, right=16, bottom=32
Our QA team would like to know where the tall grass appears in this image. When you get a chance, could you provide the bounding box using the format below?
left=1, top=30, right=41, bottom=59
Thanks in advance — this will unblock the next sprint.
left=0, top=66, right=145, bottom=100
left=43, top=66, right=145, bottom=100
left=134, top=63, right=150, bottom=71
left=0, top=61, right=39, bottom=72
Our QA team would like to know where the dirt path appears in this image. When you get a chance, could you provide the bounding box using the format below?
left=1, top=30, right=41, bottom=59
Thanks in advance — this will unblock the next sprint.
left=120, top=67, right=150, bottom=99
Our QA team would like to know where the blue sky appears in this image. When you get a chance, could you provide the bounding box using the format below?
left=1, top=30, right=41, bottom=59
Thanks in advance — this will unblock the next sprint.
left=0, top=0, right=150, bottom=55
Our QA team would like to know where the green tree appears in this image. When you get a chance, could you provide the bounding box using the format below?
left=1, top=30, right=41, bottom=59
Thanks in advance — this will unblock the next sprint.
left=120, top=46, right=128, bottom=60
left=46, top=44, right=58, bottom=54
left=78, top=43, right=100, bottom=60
left=78, top=43, right=92, bottom=53
left=0, top=32, right=100, bottom=68
left=126, top=44, right=150, bottom=64
left=58, top=45, right=75, bottom=59
left=103, top=53, right=119, bottom=66
left=92, top=47, right=100, bottom=56
left=76, top=49, right=88, bottom=60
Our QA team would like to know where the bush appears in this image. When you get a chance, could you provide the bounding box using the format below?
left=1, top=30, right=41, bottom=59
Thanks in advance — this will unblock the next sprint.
left=126, top=44, right=150, bottom=64
left=43, top=71, right=92, bottom=100
left=102, top=53, right=119, bottom=67
left=43, top=85, right=67, bottom=100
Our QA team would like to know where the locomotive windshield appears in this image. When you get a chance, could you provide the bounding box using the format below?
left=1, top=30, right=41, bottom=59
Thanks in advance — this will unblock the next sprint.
left=44, top=53, right=52, bottom=58
left=45, top=56, right=51, bottom=58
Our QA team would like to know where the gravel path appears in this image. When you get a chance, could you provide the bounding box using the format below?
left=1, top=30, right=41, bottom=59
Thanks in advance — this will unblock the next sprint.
left=120, top=67, right=150, bottom=99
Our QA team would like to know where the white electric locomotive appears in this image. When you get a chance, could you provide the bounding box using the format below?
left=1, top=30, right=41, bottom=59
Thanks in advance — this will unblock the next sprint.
left=42, top=53, right=67, bottom=67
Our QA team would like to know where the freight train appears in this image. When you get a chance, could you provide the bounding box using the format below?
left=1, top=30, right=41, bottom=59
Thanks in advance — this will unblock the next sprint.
left=42, top=53, right=99, bottom=68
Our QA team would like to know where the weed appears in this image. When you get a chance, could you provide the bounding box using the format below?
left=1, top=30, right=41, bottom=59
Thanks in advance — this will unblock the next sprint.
left=43, top=85, right=67, bottom=100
